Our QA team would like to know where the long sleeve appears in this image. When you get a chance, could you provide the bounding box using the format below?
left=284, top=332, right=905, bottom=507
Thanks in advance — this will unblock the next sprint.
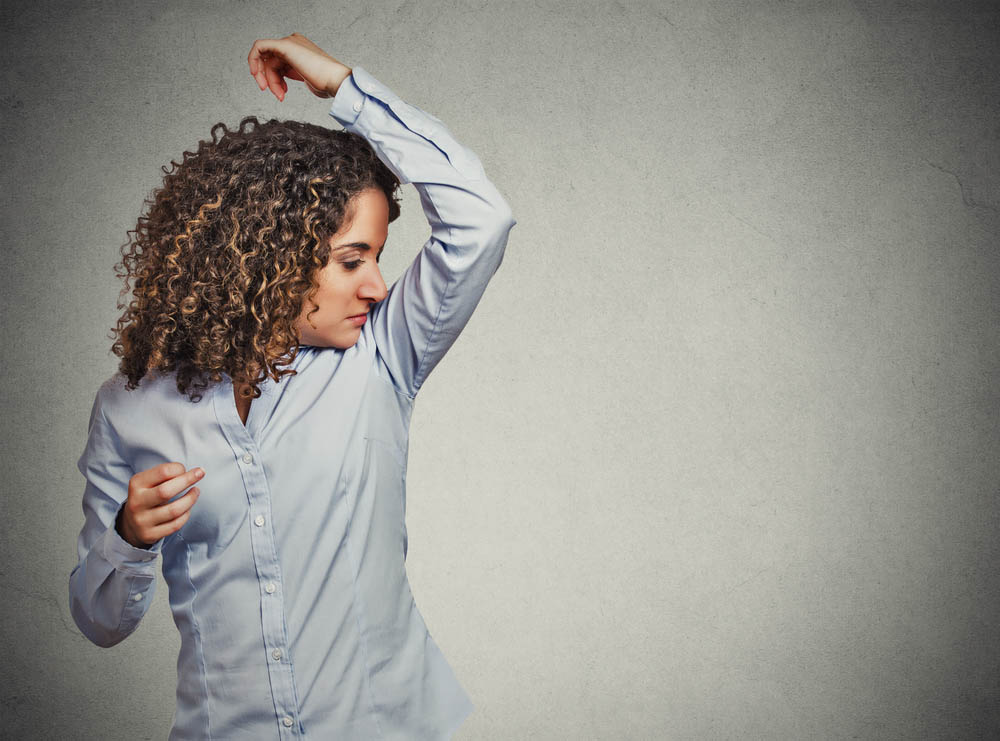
left=69, top=387, right=162, bottom=648
left=329, top=66, right=517, bottom=397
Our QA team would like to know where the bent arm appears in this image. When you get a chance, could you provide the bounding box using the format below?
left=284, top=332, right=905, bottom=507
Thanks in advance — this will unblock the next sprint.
left=329, top=66, right=516, bottom=397
left=69, top=394, right=161, bottom=647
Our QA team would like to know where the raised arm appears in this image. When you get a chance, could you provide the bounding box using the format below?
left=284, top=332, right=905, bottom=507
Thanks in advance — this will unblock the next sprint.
left=328, top=66, right=516, bottom=395
left=248, top=34, right=517, bottom=396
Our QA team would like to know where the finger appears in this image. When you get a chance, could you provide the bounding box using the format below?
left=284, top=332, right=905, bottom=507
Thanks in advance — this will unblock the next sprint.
left=145, top=506, right=195, bottom=543
left=264, top=60, right=285, bottom=101
left=248, top=40, right=276, bottom=75
left=249, top=54, right=265, bottom=90
left=248, top=42, right=267, bottom=89
left=275, top=62, right=294, bottom=95
left=249, top=38, right=286, bottom=89
left=152, top=467, right=205, bottom=503
left=133, top=461, right=186, bottom=491
left=146, top=486, right=201, bottom=527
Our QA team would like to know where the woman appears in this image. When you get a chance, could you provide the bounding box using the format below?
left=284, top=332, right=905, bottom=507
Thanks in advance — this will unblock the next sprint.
left=69, top=33, right=515, bottom=739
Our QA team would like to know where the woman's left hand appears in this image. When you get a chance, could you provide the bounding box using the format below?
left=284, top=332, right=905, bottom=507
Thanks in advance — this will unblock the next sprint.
left=247, top=33, right=352, bottom=102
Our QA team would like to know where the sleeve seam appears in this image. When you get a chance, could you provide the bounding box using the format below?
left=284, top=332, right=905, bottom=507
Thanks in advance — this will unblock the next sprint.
left=412, top=219, right=456, bottom=394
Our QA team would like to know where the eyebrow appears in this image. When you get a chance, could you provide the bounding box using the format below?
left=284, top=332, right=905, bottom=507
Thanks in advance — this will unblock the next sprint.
left=336, top=241, right=385, bottom=253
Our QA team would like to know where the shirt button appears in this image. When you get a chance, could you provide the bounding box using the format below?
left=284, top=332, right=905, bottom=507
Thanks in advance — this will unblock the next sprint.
left=132, top=593, right=143, bottom=601
left=271, top=648, right=282, bottom=661
left=264, top=581, right=277, bottom=594
left=352, top=100, right=362, bottom=112
left=282, top=716, right=294, bottom=727
left=242, top=452, right=253, bottom=464
left=254, top=515, right=265, bottom=527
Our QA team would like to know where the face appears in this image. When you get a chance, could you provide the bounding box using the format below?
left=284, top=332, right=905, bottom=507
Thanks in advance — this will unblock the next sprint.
left=293, top=187, right=390, bottom=348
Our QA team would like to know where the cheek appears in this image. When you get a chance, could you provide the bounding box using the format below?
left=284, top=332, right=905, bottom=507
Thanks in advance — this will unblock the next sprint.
left=309, top=279, right=338, bottom=308
left=304, top=267, right=358, bottom=317
left=323, top=278, right=356, bottom=306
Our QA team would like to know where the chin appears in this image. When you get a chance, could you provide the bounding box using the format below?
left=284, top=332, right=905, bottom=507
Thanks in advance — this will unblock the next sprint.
left=299, top=324, right=363, bottom=349
left=328, top=333, right=362, bottom=350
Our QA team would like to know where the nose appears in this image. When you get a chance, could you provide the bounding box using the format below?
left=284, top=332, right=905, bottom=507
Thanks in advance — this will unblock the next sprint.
left=359, top=262, right=388, bottom=304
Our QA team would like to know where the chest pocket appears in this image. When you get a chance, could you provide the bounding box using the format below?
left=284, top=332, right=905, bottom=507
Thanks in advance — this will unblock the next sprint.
left=356, top=436, right=409, bottom=561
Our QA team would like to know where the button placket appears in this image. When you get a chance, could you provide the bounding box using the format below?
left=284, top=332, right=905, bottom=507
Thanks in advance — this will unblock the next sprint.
left=244, top=457, right=300, bottom=734
left=213, top=381, right=302, bottom=735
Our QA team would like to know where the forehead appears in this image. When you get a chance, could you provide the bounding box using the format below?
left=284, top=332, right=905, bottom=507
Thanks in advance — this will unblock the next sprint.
left=333, top=188, right=389, bottom=244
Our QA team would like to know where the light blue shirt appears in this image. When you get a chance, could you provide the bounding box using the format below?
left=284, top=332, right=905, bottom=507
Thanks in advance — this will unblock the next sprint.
left=69, top=66, right=515, bottom=740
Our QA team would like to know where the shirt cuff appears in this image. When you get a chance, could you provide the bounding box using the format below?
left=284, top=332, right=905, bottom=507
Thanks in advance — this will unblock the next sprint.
left=98, top=517, right=163, bottom=575
left=328, top=67, right=368, bottom=128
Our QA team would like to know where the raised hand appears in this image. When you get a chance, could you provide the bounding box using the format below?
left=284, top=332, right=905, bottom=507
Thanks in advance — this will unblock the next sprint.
left=116, top=462, right=205, bottom=549
left=247, top=33, right=352, bottom=102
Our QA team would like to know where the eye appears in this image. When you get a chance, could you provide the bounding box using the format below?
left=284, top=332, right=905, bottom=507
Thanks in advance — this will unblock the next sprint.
left=342, top=259, right=364, bottom=271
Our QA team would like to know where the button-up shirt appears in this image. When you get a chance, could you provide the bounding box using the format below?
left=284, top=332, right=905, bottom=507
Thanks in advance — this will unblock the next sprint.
left=69, top=66, right=516, bottom=740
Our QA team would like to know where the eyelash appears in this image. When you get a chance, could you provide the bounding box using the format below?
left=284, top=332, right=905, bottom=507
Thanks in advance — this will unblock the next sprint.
left=341, top=253, right=382, bottom=271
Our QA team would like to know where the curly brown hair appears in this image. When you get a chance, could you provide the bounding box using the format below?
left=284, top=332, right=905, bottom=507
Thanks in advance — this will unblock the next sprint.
left=110, top=115, right=401, bottom=403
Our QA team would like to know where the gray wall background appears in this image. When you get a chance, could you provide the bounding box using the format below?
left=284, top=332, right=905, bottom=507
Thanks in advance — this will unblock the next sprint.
left=2, top=1, right=998, bottom=738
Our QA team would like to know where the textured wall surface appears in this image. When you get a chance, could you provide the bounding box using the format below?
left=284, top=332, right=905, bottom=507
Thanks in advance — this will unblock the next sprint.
left=2, top=1, right=998, bottom=738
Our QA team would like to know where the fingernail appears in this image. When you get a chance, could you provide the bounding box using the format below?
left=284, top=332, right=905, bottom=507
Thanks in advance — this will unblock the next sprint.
left=195, top=468, right=204, bottom=477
